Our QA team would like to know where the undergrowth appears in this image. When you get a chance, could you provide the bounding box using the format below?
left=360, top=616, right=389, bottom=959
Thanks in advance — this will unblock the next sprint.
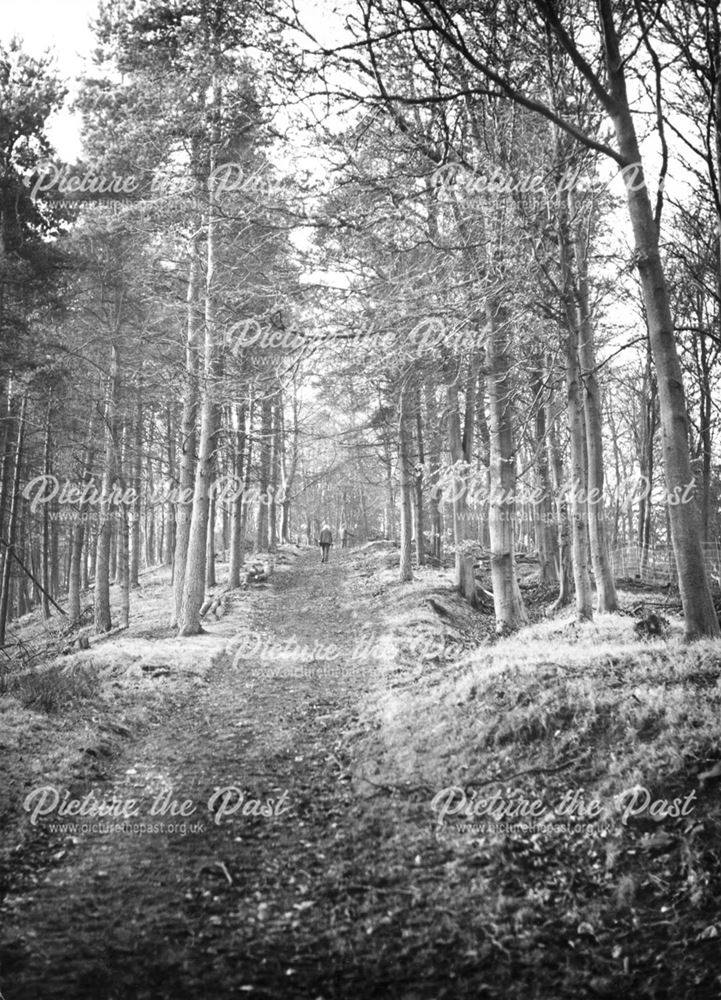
left=357, top=601, right=721, bottom=998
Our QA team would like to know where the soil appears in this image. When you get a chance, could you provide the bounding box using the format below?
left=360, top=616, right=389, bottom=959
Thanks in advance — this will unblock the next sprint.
left=0, top=550, right=483, bottom=999
left=2, top=549, right=720, bottom=1000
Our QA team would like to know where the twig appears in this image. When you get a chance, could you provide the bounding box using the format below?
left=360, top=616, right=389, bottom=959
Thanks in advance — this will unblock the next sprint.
left=215, top=861, right=233, bottom=885
left=358, top=773, right=433, bottom=795
left=463, top=755, right=583, bottom=789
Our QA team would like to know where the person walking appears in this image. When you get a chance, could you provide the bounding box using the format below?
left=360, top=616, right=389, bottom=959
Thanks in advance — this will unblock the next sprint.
left=319, top=523, right=333, bottom=563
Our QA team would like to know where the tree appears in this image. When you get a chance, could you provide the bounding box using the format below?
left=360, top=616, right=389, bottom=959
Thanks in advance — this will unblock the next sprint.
left=353, top=0, right=719, bottom=637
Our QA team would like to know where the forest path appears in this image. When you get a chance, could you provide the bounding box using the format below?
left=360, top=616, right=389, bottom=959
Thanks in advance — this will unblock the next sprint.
left=0, top=548, right=470, bottom=1000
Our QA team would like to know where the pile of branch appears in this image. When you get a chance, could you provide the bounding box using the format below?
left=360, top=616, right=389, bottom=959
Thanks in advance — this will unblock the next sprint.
left=633, top=612, right=670, bottom=639
left=60, top=606, right=94, bottom=653
left=241, top=560, right=271, bottom=586
left=200, top=589, right=230, bottom=620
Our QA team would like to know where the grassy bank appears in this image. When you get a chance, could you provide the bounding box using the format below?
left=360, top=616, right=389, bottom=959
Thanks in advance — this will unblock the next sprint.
left=349, top=549, right=721, bottom=998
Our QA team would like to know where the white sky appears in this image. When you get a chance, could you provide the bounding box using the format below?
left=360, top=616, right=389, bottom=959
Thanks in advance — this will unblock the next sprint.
left=0, top=0, right=100, bottom=159
left=0, top=0, right=696, bottom=349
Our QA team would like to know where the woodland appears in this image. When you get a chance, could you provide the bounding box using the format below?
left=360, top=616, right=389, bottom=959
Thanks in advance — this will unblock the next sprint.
left=0, top=0, right=719, bottom=644
left=1, top=1, right=721, bottom=998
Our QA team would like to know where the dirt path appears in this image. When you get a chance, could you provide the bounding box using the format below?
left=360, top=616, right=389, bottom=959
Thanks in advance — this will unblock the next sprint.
left=0, top=551, right=476, bottom=1000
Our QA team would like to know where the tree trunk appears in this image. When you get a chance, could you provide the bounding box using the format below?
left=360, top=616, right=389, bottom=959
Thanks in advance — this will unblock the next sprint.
left=447, top=355, right=478, bottom=587
left=41, top=399, right=52, bottom=619
left=486, top=300, right=527, bottom=633
left=228, top=401, right=246, bottom=588
left=144, top=419, right=155, bottom=568
left=547, top=400, right=573, bottom=612
left=118, top=483, right=130, bottom=629
left=171, top=218, right=202, bottom=626
left=599, top=0, right=720, bottom=638
left=413, top=376, right=425, bottom=565
left=0, top=392, right=27, bottom=646
left=94, top=345, right=119, bottom=634
left=280, top=379, right=300, bottom=545
left=572, top=201, right=618, bottom=612
left=558, top=209, right=594, bottom=621
left=240, top=391, right=254, bottom=546
left=164, top=405, right=176, bottom=570
left=268, top=395, right=281, bottom=551
left=383, top=438, right=396, bottom=541
left=398, top=379, right=414, bottom=582
left=424, top=373, right=443, bottom=559
left=529, top=368, right=558, bottom=585
left=130, top=389, right=143, bottom=588
left=68, top=451, right=93, bottom=621
left=255, top=392, right=272, bottom=553
left=637, top=354, right=657, bottom=574
left=178, top=114, right=222, bottom=637
left=205, top=486, right=216, bottom=589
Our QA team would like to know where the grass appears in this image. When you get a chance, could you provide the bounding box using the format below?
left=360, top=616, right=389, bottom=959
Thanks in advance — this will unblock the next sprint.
left=353, top=574, right=721, bottom=998
left=0, top=660, right=102, bottom=713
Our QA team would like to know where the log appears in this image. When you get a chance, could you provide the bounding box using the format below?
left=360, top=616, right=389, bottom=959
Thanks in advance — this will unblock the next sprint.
left=459, top=554, right=477, bottom=609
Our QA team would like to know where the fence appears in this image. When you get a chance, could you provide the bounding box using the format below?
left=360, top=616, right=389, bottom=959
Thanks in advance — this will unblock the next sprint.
left=610, top=543, right=721, bottom=590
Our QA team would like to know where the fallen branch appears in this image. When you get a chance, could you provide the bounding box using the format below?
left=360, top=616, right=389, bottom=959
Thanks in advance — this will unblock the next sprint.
left=357, top=773, right=433, bottom=796
left=463, top=755, right=584, bottom=790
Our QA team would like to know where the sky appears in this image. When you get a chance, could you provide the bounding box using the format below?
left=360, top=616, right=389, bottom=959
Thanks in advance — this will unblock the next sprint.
left=0, top=0, right=693, bottom=332
left=0, top=0, right=100, bottom=159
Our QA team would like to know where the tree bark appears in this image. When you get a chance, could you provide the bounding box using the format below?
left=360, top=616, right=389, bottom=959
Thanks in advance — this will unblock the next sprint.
left=268, top=395, right=281, bottom=551
left=171, top=215, right=202, bottom=626
left=178, top=108, right=222, bottom=636
left=228, top=401, right=246, bottom=587
left=0, top=392, right=27, bottom=646
left=240, top=391, right=254, bottom=545
left=547, top=398, right=573, bottom=612
left=41, top=399, right=52, bottom=619
left=424, top=373, right=443, bottom=559
left=164, top=405, right=176, bottom=570
left=118, top=476, right=130, bottom=629
left=413, top=375, right=425, bottom=565
left=572, top=198, right=618, bottom=612
left=558, top=206, right=594, bottom=621
left=255, top=391, right=272, bottom=553
left=94, top=344, right=119, bottom=634
left=529, top=368, right=558, bottom=585
left=398, top=379, right=414, bottom=582
left=130, top=389, right=143, bottom=588
left=205, top=486, right=216, bottom=589
left=598, top=0, right=720, bottom=638
left=486, top=300, right=528, bottom=633
left=68, top=425, right=95, bottom=622
left=447, top=354, right=478, bottom=587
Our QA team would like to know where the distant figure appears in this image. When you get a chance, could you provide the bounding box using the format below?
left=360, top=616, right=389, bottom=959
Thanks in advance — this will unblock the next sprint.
left=341, top=526, right=355, bottom=549
left=319, top=523, right=333, bottom=563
